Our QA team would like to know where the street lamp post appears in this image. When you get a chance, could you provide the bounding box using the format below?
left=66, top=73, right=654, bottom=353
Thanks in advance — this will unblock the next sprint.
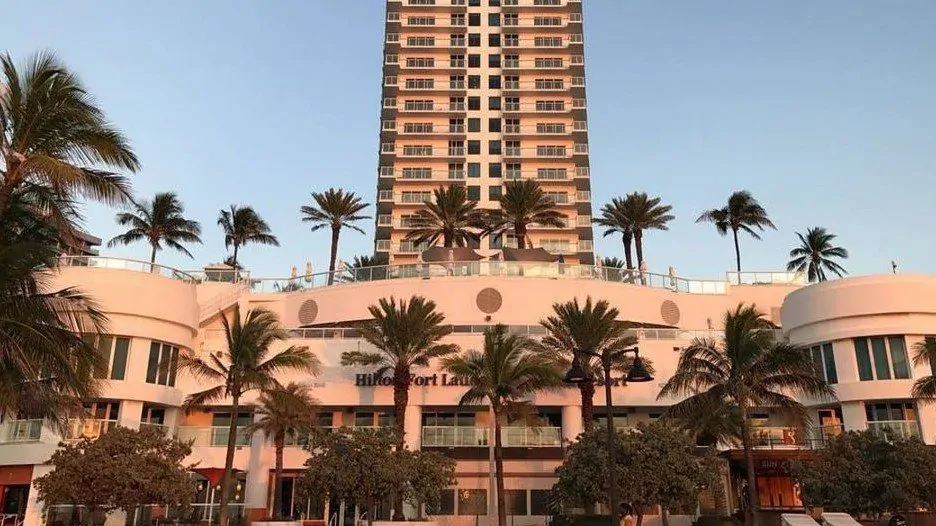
left=564, top=347, right=653, bottom=526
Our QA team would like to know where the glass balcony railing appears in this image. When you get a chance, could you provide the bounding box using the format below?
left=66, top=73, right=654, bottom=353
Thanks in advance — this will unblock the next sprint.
left=67, top=419, right=118, bottom=441
left=421, top=426, right=562, bottom=448
left=867, top=421, right=920, bottom=440
left=0, top=419, right=43, bottom=443
left=58, top=256, right=196, bottom=282
left=176, top=426, right=252, bottom=447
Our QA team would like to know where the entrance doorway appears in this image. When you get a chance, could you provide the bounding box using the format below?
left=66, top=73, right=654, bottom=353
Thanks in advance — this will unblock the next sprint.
left=1, top=485, right=29, bottom=520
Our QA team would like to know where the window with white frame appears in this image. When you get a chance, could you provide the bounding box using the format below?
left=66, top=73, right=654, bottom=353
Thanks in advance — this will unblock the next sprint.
left=405, top=78, right=435, bottom=89
left=145, top=341, right=179, bottom=386
left=854, top=336, right=911, bottom=381
left=406, top=36, right=436, bottom=46
left=407, top=16, right=436, bottom=26
left=534, top=57, right=564, bottom=68
left=534, top=36, right=563, bottom=47
left=84, top=335, right=131, bottom=381
left=402, top=145, right=433, bottom=156
left=809, top=343, right=838, bottom=384
left=406, top=57, right=435, bottom=68
left=533, top=17, right=562, bottom=26
left=535, top=100, right=565, bottom=111
left=535, top=79, right=564, bottom=90
left=537, top=167, right=567, bottom=180
left=403, top=122, right=433, bottom=133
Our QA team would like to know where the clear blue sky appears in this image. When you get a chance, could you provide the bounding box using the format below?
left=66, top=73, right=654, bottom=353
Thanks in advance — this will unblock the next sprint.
left=6, top=1, right=936, bottom=279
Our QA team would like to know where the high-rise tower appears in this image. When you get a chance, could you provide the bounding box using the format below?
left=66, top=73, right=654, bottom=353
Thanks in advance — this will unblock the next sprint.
left=375, top=0, right=593, bottom=265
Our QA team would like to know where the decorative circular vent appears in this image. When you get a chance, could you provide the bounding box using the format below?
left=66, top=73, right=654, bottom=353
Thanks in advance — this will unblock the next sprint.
left=476, top=288, right=503, bottom=314
left=298, top=300, right=319, bottom=325
left=660, top=300, right=681, bottom=326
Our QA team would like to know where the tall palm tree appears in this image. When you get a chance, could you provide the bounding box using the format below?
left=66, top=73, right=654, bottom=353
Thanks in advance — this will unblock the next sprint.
left=340, top=296, right=457, bottom=446
left=217, top=205, right=279, bottom=268
left=340, top=296, right=457, bottom=520
left=489, top=180, right=564, bottom=249
left=696, top=191, right=776, bottom=282
left=107, top=192, right=202, bottom=265
left=537, top=297, right=649, bottom=426
left=300, top=189, right=370, bottom=285
left=601, top=257, right=625, bottom=269
left=406, top=185, right=487, bottom=248
left=594, top=197, right=635, bottom=272
left=0, top=52, right=140, bottom=226
left=248, top=382, right=319, bottom=520
left=786, top=227, right=848, bottom=283
left=658, top=304, right=834, bottom=526
left=625, top=192, right=675, bottom=268
left=181, top=306, right=320, bottom=526
left=442, top=325, right=563, bottom=526
left=911, top=338, right=936, bottom=401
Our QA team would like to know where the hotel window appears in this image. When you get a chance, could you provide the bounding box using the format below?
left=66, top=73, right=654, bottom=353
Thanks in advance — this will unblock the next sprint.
left=387, top=12, right=400, bottom=22
left=468, top=33, right=481, bottom=46
left=386, top=33, right=399, bottom=43
left=489, top=118, right=502, bottom=132
left=468, top=118, right=481, bottom=132
left=402, top=167, right=433, bottom=179
left=406, top=57, right=435, bottom=68
left=489, top=34, right=501, bottom=47
left=504, top=55, right=520, bottom=68
left=407, top=16, right=436, bottom=26
left=810, top=343, right=838, bottom=384
left=448, top=140, right=465, bottom=155
left=354, top=412, right=394, bottom=428
left=537, top=167, right=567, bottom=180
left=534, top=0, right=561, bottom=4
left=489, top=140, right=502, bottom=154
left=536, top=100, right=565, bottom=111
left=450, top=14, right=465, bottom=26
left=407, top=36, right=436, bottom=47
left=468, top=54, right=481, bottom=68
left=404, top=100, right=434, bottom=111
left=467, top=186, right=481, bottom=200
left=505, top=490, right=527, bottom=515
left=504, top=14, right=519, bottom=26
left=427, top=490, right=456, bottom=516
left=504, top=118, right=520, bottom=133
left=448, top=163, right=465, bottom=179
left=84, top=401, right=120, bottom=422
left=458, top=490, right=487, bottom=515
left=382, top=98, right=397, bottom=108
left=534, top=37, right=563, bottom=47
left=146, top=341, right=179, bottom=386
left=545, top=192, right=568, bottom=204
left=505, top=97, right=520, bottom=111
left=854, top=336, right=911, bottom=381
left=467, top=163, right=481, bottom=178
left=405, top=78, right=434, bottom=89
left=865, top=401, right=919, bottom=437
left=422, top=412, right=476, bottom=426
left=505, top=140, right=521, bottom=156
left=450, top=75, right=465, bottom=89
left=533, top=17, right=563, bottom=27
left=537, top=123, right=566, bottom=134
left=488, top=13, right=501, bottom=26
left=534, top=57, right=564, bottom=68
left=450, top=97, right=465, bottom=110
left=468, top=14, right=480, bottom=27
left=468, top=97, right=481, bottom=110
left=489, top=162, right=502, bottom=177
left=468, top=75, right=481, bottom=89
left=86, top=335, right=130, bottom=381
left=489, top=96, right=502, bottom=110
left=469, top=0, right=480, bottom=5
left=530, top=490, right=550, bottom=515
left=450, top=54, right=465, bottom=67
left=489, top=234, right=503, bottom=249
left=451, top=34, right=466, bottom=47
left=403, top=145, right=433, bottom=156
left=379, top=165, right=394, bottom=176
left=490, top=0, right=501, bottom=5
left=535, top=79, right=564, bottom=90
left=489, top=75, right=501, bottom=89
left=489, top=54, right=502, bottom=68
left=506, top=163, right=522, bottom=179
left=409, top=0, right=435, bottom=4
left=504, top=34, right=519, bottom=47
left=489, top=185, right=502, bottom=199
left=536, top=145, right=566, bottom=157
left=467, top=140, right=481, bottom=154
left=385, top=54, right=399, bottom=65
left=383, top=120, right=396, bottom=131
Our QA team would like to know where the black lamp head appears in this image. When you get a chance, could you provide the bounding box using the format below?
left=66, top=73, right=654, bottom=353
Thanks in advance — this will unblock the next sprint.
left=563, top=354, right=590, bottom=384
left=625, top=351, right=653, bottom=383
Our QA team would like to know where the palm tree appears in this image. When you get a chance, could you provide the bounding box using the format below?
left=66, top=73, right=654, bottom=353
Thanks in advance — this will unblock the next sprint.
left=248, top=382, right=319, bottom=520
left=594, top=197, right=635, bottom=272
left=786, top=227, right=848, bottom=282
left=0, top=52, right=140, bottom=226
left=300, top=189, right=370, bottom=285
left=625, top=192, right=675, bottom=268
left=180, top=306, right=320, bottom=526
left=442, top=325, right=563, bottom=526
left=488, top=180, right=564, bottom=249
left=107, top=192, right=202, bottom=265
left=340, top=296, right=457, bottom=446
left=406, top=185, right=488, bottom=248
left=911, top=338, right=936, bottom=401
left=349, top=254, right=388, bottom=281
left=601, top=257, right=625, bottom=269
left=658, top=304, right=834, bottom=526
left=0, top=187, right=106, bottom=429
left=538, top=297, right=649, bottom=426
left=340, top=296, right=457, bottom=520
left=696, top=191, right=776, bottom=282
left=217, top=205, right=279, bottom=267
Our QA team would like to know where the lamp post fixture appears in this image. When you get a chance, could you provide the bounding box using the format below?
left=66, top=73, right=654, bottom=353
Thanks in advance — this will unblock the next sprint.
left=564, top=347, right=653, bottom=526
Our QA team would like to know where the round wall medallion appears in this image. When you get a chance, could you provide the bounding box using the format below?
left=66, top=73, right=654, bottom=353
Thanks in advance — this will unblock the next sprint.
left=298, top=299, right=319, bottom=325
left=476, top=288, right=503, bottom=314
left=660, top=300, right=681, bottom=326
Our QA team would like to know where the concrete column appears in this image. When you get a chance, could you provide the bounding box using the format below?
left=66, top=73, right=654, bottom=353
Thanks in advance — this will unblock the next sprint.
left=916, top=403, right=936, bottom=445
left=24, top=465, right=53, bottom=526
left=245, top=421, right=272, bottom=516
left=562, top=405, right=583, bottom=443
left=841, top=401, right=867, bottom=432
left=119, top=400, right=144, bottom=430
left=404, top=404, right=422, bottom=450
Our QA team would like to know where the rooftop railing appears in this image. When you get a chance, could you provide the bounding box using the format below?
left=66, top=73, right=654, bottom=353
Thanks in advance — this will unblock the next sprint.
left=58, top=256, right=197, bottom=282
left=421, top=426, right=562, bottom=448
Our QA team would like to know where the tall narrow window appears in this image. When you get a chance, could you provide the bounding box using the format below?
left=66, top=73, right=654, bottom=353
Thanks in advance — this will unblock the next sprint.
left=111, top=338, right=130, bottom=381
left=854, top=338, right=874, bottom=381
left=146, top=341, right=180, bottom=386
left=821, top=343, right=838, bottom=384
left=889, top=336, right=910, bottom=379
left=871, top=337, right=891, bottom=380
left=146, top=342, right=160, bottom=383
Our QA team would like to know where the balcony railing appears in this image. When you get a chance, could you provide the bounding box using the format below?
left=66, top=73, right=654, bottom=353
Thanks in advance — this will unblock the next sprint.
left=176, top=426, right=252, bottom=447
left=868, top=421, right=920, bottom=440
left=67, top=419, right=118, bottom=441
left=421, top=426, right=562, bottom=447
left=58, top=256, right=197, bottom=282
left=726, top=271, right=807, bottom=286
left=0, top=419, right=43, bottom=443
left=751, top=427, right=829, bottom=450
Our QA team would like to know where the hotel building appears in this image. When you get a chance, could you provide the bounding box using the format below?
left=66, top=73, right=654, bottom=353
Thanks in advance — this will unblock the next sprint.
left=2, top=258, right=936, bottom=526
left=375, top=0, right=594, bottom=264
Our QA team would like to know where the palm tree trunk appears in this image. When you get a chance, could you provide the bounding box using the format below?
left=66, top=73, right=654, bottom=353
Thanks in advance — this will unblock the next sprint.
left=218, top=394, right=241, bottom=526
left=633, top=230, right=644, bottom=268
left=443, top=231, right=453, bottom=248
left=0, top=164, right=20, bottom=221
left=578, top=380, right=596, bottom=428
left=150, top=243, right=158, bottom=271
left=622, top=233, right=634, bottom=282
left=273, top=434, right=285, bottom=519
left=732, top=228, right=742, bottom=284
left=516, top=224, right=528, bottom=248
left=232, top=244, right=239, bottom=268
left=327, top=226, right=340, bottom=286
left=392, top=368, right=410, bottom=521
left=493, top=409, right=507, bottom=526
left=740, top=406, right=759, bottom=526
